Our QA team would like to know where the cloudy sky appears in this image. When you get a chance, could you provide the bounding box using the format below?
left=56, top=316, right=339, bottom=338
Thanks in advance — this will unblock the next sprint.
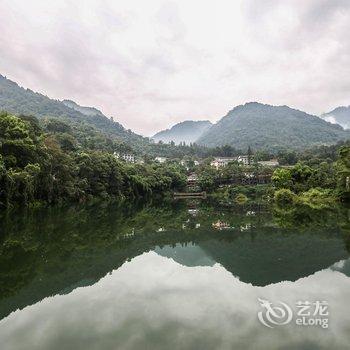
left=0, top=0, right=349, bottom=135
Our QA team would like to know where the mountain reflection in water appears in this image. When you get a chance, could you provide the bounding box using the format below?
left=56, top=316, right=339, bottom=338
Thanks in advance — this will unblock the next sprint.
left=0, top=200, right=349, bottom=349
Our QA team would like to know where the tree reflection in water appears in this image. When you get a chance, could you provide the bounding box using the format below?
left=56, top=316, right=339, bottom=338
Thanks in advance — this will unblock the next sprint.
left=0, top=199, right=349, bottom=320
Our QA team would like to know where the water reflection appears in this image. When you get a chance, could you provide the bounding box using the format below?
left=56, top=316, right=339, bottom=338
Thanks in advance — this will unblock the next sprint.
left=0, top=200, right=349, bottom=349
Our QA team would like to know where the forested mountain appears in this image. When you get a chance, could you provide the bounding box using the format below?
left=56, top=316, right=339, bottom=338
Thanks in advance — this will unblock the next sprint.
left=2, top=74, right=349, bottom=156
left=197, top=102, right=350, bottom=151
left=0, top=75, right=222, bottom=158
left=153, top=120, right=212, bottom=144
left=321, top=106, right=350, bottom=130
left=0, top=74, right=147, bottom=147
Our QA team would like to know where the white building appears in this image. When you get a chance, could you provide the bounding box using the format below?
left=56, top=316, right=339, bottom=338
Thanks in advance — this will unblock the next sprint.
left=187, top=173, right=198, bottom=182
left=114, top=152, right=135, bottom=163
left=210, top=155, right=253, bottom=169
left=258, top=159, right=279, bottom=167
left=210, top=157, right=236, bottom=169
left=155, top=156, right=167, bottom=163
left=237, top=155, right=250, bottom=166
left=123, top=154, right=135, bottom=163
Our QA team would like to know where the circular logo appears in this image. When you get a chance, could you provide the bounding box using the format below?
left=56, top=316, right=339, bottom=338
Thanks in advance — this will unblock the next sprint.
left=258, top=298, right=293, bottom=328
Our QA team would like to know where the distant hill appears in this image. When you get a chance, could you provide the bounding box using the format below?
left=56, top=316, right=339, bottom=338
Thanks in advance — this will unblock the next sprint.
left=321, top=106, right=350, bottom=130
left=197, top=102, right=350, bottom=151
left=62, top=99, right=105, bottom=117
left=152, top=120, right=212, bottom=144
left=0, top=74, right=146, bottom=145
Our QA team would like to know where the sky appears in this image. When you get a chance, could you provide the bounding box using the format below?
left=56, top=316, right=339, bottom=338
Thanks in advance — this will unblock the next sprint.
left=0, top=0, right=349, bottom=136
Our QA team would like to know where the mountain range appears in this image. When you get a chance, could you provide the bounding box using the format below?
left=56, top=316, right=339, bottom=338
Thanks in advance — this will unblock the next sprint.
left=152, top=102, right=350, bottom=151
left=321, top=106, right=350, bottom=130
left=0, top=74, right=147, bottom=147
left=196, top=102, right=350, bottom=151
left=1, top=74, right=349, bottom=152
left=152, top=120, right=212, bottom=144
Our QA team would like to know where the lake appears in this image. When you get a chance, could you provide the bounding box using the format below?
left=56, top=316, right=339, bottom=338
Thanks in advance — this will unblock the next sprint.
left=0, top=200, right=350, bottom=350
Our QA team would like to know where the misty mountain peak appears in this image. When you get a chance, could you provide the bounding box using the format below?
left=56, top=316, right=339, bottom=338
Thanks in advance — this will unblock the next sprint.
left=153, top=120, right=212, bottom=144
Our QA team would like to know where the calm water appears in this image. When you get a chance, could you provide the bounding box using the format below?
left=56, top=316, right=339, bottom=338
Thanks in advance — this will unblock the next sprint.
left=0, top=200, right=350, bottom=350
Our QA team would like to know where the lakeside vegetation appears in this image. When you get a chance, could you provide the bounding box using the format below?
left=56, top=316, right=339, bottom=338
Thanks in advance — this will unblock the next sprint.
left=195, top=145, right=350, bottom=207
left=0, top=112, right=187, bottom=208
left=0, top=110, right=349, bottom=209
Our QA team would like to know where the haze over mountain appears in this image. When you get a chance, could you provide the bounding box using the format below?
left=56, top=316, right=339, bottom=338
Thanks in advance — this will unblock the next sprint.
left=0, top=74, right=146, bottom=145
left=197, top=102, right=350, bottom=151
left=152, top=120, right=212, bottom=144
left=321, top=106, right=350, bottom=130
left=62, top=99, right=105, bottom=118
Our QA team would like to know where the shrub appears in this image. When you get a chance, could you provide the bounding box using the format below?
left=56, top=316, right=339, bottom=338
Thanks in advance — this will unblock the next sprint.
left=299, top=188, right=336, bottom=208
left=235, top=193, right=248, bottom=203
left=274, top=189, right=296, bottom=205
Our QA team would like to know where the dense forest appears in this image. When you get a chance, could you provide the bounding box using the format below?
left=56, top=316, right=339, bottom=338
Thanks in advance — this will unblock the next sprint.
left=0, top=112, right=187, bottom=208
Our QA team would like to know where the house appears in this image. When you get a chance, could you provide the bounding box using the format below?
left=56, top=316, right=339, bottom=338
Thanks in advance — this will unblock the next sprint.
left=210, top=157, right=236, bottom=169
left=210, top=155, right=253, bottom=169
left=237, top=155, right=251, bottom=165
left=258, top=159, right=279, bottom=167
left=187, top=173, right=198, bottom=183
left=212, top=220, right=231, bottom=230
left=122, top=154, right=135, bottom=163
left=155, top=156, right=167, bottom=163
left=114, top=152, right=135, bottom=163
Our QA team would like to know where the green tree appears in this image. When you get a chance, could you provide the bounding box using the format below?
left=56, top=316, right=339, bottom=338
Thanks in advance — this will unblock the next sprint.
left=272, top=168, right=293, bottom=189
left=337, top=146, right=350, bottom=200
left=274, top=189, right=296, bottom=205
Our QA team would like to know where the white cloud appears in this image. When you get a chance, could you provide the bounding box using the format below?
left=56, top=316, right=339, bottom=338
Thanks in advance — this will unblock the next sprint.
left=0, top=0, right=349, bottom=135
left=1, top=252, right=350, bottom=349
left=324, top=115, right=337, bottom=124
